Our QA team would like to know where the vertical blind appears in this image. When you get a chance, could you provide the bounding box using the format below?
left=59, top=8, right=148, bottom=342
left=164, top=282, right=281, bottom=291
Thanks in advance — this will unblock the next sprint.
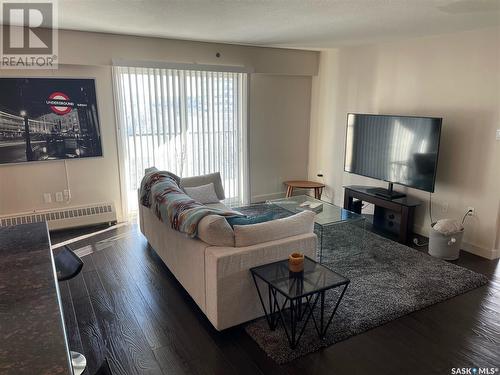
left=113, top=65, right=248, bottom=215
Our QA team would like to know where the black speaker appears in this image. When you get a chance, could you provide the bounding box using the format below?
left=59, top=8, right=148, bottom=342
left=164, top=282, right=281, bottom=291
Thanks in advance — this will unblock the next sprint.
left=373, top=207, right=401, bottom=235
left=351, top=199, right=363, bottom=214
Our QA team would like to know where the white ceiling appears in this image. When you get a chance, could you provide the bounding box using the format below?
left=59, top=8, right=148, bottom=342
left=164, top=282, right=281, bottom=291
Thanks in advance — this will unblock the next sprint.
left=56, top=0, right=500, bottom=49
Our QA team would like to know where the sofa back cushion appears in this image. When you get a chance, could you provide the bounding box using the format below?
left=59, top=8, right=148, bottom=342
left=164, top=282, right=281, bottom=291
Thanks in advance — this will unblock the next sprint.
left=233, top=210, right=315, bottom=247
left=181, top=172, right=225, bottom=200
left=197, top=215, right=235, bottom=247
left=184, top=183, right=220, bottom=204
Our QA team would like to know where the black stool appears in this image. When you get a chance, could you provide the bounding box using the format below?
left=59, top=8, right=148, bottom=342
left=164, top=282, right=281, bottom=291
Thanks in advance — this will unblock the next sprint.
left=54, top=245, right=83, bottom=281
left=54, top=246, right=86, bottom=375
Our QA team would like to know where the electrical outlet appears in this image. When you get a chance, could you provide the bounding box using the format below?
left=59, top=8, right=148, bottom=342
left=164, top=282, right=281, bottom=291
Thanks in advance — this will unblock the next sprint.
left=64, top=189, right=71, bottom=201
left=441, top=202, right=449, bottom=213
left=43, top=193, right=52, bottom=204
left=55, top=192, right=64, bottom=202
left=496, top=129, right=500, bottom=141
left=467, top=206, right=475, bottom=216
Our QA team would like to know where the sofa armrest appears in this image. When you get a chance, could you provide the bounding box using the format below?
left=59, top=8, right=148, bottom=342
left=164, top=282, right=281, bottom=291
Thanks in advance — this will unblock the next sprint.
left=204, top=233, right=317, bottom=330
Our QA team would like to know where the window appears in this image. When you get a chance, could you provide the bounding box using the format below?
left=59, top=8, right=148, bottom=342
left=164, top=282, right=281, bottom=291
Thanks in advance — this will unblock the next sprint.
left=113, top=65, right=248, bottom=216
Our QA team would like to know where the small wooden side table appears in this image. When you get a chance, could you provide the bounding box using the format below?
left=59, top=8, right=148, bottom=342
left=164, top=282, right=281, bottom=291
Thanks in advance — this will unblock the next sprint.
left=284, top=180, right=326, bottom=199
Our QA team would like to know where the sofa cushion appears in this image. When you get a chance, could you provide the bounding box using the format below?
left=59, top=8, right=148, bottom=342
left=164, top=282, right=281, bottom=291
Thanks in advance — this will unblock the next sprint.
left=181, top=172, right=225, bottom=200
left=233, top=210, right=315, bottom=247
left=197, top=215, right=235, bottom=247
left=184, top=183, right=220, bottom=204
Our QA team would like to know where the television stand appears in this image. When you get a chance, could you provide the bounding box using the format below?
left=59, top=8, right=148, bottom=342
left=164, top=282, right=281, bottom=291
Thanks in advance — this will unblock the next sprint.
left=343, top=185, right=422, bottom=244
left=367, top=183, right=406, bottom=200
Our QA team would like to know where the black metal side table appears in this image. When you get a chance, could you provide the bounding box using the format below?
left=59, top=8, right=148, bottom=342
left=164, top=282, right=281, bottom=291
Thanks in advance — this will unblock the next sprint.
left=250, top=256, right=349, bottom=349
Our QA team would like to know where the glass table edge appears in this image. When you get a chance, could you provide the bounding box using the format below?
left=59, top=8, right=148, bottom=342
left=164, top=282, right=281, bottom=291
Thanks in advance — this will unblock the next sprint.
left=252, top=272, right=350, bottom=300
left=315, top=215, right=366, bottom=229
left=266, top=196, right=365, bottom=226
left=250, top=256, right=350, bottom=300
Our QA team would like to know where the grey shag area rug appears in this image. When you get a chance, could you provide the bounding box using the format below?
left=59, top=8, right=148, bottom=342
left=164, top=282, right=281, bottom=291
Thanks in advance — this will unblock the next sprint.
left=237, top=204, right=489, bottom=364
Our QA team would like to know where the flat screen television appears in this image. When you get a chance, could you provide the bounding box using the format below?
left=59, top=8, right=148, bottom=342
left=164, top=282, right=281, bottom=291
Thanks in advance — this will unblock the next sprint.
left=344, top=113, right=442, bottom=198
left=0, top=78, right=102, bottom=165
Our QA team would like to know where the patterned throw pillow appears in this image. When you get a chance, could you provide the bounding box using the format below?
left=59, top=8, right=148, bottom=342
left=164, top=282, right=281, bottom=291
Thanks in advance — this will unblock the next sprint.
left=183, top=183, right=220, bottom=204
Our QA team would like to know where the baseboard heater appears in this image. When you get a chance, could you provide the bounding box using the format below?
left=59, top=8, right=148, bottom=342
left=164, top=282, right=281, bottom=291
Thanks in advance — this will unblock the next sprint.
left=0, top=202, right=117, bottom=230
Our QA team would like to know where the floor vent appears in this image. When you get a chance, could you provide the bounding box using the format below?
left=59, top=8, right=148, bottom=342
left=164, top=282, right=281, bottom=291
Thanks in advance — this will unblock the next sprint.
left=0, top=203, right=117, bottom=230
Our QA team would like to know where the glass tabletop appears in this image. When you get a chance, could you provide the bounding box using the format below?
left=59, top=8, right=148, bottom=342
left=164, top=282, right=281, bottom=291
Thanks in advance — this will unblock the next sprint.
left=268, top=195, right=363, bottom=227
left=251, top=257, right=349, bottom=299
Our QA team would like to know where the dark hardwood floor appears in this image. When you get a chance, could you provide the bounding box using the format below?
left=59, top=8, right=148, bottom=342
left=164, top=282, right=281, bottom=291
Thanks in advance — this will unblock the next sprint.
left=55, top=224, right=500, bottom=375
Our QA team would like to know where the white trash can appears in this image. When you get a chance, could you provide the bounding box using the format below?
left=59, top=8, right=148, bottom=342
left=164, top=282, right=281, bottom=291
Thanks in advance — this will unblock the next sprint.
left=428, top=223, right=464, bottom=260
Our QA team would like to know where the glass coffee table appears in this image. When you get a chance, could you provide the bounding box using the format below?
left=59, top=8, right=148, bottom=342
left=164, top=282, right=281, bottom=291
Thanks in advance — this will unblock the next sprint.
left=250, top=256, right=349, bottom=349
left=268, top=195, right=366, bottom=262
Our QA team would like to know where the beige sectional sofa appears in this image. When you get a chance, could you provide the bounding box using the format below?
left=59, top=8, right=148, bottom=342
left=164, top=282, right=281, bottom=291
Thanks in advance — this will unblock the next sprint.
left=138, top=171, right=317, bottom=330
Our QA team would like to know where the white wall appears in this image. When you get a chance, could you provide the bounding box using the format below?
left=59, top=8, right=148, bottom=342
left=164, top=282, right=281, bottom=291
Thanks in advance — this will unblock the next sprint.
left=0, top=30, right=318, bottom=221
left=309, top=27, right=500, bottom=258
left=250, top=74, right=312, bottom=202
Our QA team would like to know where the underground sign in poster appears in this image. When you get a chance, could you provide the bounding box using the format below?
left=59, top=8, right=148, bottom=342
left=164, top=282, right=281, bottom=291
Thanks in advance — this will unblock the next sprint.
left=0, top=78, right=102, bottom=164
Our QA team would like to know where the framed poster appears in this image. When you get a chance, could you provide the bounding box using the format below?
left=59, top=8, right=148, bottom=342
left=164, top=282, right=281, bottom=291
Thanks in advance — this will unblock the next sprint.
left=0, top=78, right=102, bottom=164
